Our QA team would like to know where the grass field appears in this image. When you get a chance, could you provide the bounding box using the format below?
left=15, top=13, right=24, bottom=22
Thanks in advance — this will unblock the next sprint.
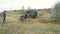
left=0, top=11, right=60, bottom=34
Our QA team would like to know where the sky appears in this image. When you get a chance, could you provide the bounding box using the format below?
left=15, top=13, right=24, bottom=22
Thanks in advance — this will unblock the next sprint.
left=0, top=0, right=59, bottom=12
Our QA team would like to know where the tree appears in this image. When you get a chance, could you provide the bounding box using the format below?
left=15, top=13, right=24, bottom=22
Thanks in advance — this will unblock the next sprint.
left=51, top=2, right=60, bottom=20
left=21, top=6, right=25, bottom=14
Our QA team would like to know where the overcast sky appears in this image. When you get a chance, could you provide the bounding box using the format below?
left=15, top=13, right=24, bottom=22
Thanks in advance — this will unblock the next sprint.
left=0, top=0, right=59, bottom=12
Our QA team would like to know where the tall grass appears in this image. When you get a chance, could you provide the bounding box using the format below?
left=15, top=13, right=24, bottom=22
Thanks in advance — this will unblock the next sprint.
left=2, top=22, right=60, bottom=34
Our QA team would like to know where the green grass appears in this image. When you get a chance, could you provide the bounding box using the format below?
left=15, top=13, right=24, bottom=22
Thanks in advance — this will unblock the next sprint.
left=2, top=22, right=60, bottom=34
